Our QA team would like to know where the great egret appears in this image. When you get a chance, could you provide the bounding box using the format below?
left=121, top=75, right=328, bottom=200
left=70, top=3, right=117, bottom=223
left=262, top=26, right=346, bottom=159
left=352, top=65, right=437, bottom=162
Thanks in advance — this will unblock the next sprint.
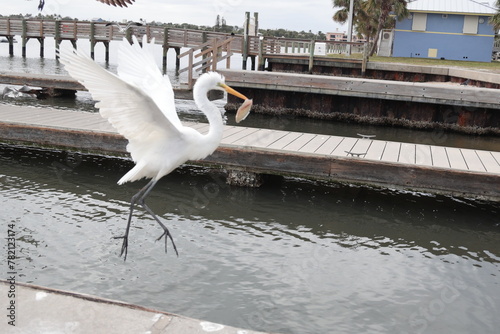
left=37, top=0, right=135, bottom=11
left=60, top=35, right=252, bottom=260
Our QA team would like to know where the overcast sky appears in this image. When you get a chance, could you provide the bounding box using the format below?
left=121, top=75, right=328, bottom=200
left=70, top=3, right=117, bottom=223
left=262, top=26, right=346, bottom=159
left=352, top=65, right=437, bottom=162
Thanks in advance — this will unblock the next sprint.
left=4, top=0, right=345, bottom=33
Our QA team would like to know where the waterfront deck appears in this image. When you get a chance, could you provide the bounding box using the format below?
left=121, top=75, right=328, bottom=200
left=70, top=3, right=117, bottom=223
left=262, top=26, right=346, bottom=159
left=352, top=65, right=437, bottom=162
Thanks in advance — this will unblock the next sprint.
left=0, top=280, right=268, bottom=334
left=0, top=105, right=499, bottom=200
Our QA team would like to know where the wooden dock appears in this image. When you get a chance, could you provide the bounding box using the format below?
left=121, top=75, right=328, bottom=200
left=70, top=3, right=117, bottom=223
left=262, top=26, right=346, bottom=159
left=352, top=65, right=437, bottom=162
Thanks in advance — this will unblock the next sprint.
left=1, top=105, right=499, bottom=201
left=219, top=70, right=500, bottom=130
left=0, top=18, right=366, bottom=80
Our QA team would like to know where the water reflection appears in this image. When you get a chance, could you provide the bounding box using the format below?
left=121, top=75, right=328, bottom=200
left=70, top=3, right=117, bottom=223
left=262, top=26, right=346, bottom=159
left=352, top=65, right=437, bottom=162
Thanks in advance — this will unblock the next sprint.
left=1, top=144, right=499, bottom=333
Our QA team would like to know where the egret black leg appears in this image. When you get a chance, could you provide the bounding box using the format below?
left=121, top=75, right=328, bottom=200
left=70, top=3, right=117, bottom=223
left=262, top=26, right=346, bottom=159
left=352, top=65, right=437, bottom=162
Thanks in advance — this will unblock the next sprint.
left=114, top=179, right=157, bottom=260
left=137, top=180, right=179, bottom=256
left=114, top=179, right=178, bottom=260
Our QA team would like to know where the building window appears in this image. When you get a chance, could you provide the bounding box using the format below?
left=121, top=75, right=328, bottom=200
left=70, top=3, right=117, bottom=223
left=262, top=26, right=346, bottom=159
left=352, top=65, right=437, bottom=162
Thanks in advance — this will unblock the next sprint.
left=463, top=16, right=478, bottom=34
left=412, top=13, right=427, bottom=31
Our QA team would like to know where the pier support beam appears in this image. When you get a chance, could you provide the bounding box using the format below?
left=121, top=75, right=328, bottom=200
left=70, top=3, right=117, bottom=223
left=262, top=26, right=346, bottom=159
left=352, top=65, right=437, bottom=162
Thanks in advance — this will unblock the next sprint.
left=38, top=37, right=44, bottom=58
left=174, top=47, right=181, bottom=74
left=7, top=36, right=15, bottom=56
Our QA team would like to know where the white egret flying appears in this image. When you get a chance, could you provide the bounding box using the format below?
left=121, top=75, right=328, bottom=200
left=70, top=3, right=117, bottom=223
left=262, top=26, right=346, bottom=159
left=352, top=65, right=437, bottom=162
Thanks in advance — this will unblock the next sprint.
left=60, top=35, right=252, bottom=260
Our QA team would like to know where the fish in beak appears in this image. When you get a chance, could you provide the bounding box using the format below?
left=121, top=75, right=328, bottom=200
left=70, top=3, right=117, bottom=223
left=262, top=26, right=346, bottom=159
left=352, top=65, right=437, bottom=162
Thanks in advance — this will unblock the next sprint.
left=220, top=83, right=253, bottom=123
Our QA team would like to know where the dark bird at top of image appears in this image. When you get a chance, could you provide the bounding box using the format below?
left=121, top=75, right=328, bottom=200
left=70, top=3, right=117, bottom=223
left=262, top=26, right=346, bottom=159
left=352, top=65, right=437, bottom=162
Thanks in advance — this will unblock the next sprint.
left=37, top=0, right=136, bottom=11
left=460, top=79, right=470, bottom=86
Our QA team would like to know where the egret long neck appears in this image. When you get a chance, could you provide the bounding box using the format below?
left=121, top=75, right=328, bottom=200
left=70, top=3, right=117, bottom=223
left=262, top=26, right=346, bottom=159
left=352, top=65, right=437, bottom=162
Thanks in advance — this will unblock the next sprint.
left=193, top=89, right=224, bottom=148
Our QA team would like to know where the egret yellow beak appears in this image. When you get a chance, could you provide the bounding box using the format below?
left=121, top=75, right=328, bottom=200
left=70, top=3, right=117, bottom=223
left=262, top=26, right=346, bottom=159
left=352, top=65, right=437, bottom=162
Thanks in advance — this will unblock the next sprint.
left=219, top=83, right=253, bottom=123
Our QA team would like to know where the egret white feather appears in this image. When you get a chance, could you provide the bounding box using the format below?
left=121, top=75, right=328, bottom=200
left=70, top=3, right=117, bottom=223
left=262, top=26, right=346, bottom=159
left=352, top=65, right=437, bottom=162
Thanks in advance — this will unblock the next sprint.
left=59, top=35, right=252, bottom=259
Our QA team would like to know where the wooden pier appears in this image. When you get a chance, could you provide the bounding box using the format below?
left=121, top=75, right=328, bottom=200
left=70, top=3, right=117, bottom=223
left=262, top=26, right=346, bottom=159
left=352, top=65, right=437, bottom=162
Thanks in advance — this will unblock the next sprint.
left=220, top=70, right=500, bottom=130
left=0, top=18, right=366, bottom=85
left=0, top=105, right=499, bottom=201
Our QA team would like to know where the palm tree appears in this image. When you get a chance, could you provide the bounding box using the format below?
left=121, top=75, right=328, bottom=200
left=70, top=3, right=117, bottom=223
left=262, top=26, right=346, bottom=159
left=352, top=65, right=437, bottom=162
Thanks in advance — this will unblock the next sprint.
left=365, top=0, right=409, bottom=56
left=37, top=0, right=136, bottom=11
left=333, top=0, right=377, bottom=42
left=490, top=0, right=500, bottom=32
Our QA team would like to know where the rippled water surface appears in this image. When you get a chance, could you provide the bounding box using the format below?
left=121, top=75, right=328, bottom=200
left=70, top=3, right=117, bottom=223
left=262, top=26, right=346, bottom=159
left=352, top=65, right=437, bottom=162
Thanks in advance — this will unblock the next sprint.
left=1, top=145, right=499, bottom=334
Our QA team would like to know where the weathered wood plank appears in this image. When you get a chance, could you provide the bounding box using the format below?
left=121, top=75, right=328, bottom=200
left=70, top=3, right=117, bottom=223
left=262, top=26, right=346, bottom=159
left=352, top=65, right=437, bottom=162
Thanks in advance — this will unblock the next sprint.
left=298, top=134, right=330, bottom=154
left=431, top=146, right=449, bottom=168
left=492, top=151, right=500, bottom=165
left=399, top=143, right=416, bottom=164
left=331, top=137, right=358, bottom=156
left=446, top=147, right=467, bottom=170
left=248, top=129, right=289, bottom=148
left=221, top=126, right=246, bottom=140
left=349, top=138, right=372, bottom=156
left=267, top=132, right=302, bottom=150
left=476, top=150, right=500, bottom=174
left=415, top=144, right=433, bottom=166
left=381, top=141, right=400, bottom=162
left=364, top=140, right=386, bottom=161
left=461, top=148, right=486, bottom=172
left=314, top=136, right=344, bottom=155
left=223, top=127, right=260, bottom=145
left=283, top=133, right=316, bottom=151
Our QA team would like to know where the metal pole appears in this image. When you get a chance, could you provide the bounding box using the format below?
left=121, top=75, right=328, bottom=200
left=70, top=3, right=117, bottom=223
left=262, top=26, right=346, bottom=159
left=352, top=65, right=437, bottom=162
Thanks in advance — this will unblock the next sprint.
left=242, top=11, right=250, bottom=70
left=346, top=0, right=354, bottom=55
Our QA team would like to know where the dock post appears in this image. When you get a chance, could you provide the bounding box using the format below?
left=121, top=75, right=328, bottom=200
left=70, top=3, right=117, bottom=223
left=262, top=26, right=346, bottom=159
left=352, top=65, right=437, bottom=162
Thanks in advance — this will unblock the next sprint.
left=21, top=19, right=27, bottom=57
left=104, top=41, right=109, bottom=62
left=8, top=36, right=14, bottom=56
left=258, top=36, right=265, bottom=71
left=162, top=27, right=169, bottom=73
left=362, top=42, right=369, bottom=76
left=308, top=40, right=315, bottom=74
left=90, top=22, right=95, bottom=59
left=250, top=55, right=256, bottom=70
left=242, top=11, right=250, bottom=70
left=38, top=37, right=44, bottom=58
left=202, top=32, right=208, bottom=73
left=175, top=47, right=181, bottom=75
left=6, top=19, right=14, bottom=56
left=55, top=20, right=61, bottom=59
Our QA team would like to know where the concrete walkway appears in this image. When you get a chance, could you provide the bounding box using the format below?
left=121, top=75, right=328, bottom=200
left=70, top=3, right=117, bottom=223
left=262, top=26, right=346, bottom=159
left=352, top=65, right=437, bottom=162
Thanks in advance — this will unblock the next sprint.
left=1, top=280, right=271, bottom=334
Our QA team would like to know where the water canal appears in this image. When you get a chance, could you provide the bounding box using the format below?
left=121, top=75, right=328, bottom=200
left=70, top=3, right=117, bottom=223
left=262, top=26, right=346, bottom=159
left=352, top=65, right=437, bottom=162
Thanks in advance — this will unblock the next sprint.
left=1, top=40, right=499, bottom=333
left=1, top=144, right=499, bottom=333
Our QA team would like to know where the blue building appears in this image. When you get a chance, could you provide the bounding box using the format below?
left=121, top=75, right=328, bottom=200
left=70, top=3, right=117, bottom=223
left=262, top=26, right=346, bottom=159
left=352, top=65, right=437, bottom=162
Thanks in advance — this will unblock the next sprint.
left=392, top=0, right=497, bottom=62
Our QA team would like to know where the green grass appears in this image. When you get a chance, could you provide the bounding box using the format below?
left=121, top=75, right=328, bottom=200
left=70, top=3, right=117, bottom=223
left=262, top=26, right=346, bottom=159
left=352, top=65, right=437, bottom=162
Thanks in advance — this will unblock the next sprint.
left=327, top=53, right=500, bottom=72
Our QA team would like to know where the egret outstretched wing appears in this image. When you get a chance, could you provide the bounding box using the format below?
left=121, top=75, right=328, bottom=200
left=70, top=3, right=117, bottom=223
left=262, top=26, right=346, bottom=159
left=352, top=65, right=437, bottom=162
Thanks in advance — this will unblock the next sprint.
left=59, top=46, right=182, bottom=158
left=117, top=35, right=181, bottom=128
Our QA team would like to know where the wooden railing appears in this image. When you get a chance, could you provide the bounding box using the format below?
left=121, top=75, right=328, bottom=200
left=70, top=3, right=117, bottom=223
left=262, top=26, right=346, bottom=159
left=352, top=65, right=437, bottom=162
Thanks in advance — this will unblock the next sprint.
left=0, top=18, right=369, bottom=82
left=178, top=37, right=234, bottom=89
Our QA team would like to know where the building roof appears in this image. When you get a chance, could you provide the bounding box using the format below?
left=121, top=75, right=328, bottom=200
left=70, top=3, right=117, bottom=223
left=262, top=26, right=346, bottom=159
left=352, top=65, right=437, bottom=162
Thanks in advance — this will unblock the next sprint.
left=407, top=0, right=497, bottom=15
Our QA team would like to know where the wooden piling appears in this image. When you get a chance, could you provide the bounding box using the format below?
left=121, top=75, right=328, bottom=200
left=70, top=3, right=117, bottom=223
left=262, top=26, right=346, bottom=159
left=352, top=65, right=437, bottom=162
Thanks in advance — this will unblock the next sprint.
left=308, top=40, right=315, bottom=74
left=162, top=27, right=169, bottom=72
